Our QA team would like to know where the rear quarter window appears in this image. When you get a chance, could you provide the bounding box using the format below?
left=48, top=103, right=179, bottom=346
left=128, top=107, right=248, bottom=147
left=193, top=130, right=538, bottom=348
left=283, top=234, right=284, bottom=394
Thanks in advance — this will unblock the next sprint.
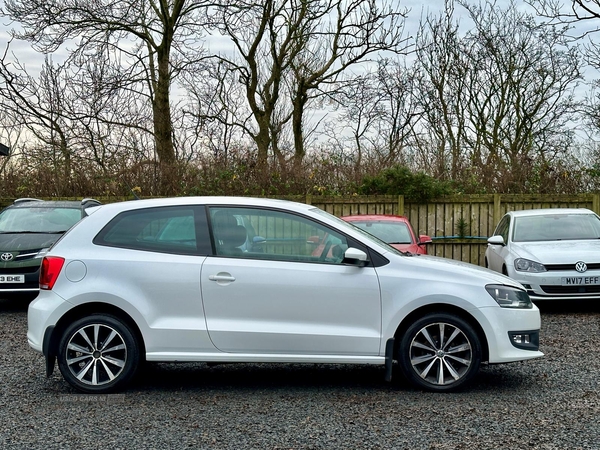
left=94, top=206, right=211, bottom=255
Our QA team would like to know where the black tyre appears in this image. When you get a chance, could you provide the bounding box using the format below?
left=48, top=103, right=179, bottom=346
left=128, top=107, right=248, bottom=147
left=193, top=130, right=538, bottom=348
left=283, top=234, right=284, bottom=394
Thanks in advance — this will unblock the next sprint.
left=397, top=313, right=482, bottom=392
left=57, top=314, right=140, bottom=393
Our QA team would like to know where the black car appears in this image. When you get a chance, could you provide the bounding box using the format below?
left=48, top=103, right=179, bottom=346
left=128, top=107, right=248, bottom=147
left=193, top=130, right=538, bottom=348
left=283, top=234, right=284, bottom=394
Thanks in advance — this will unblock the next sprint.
left=0, top=198, right=101, bottom=299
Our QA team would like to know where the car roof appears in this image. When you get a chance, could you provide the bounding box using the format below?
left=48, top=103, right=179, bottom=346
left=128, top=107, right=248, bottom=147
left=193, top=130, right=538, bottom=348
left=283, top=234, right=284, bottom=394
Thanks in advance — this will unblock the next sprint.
left=88, top=196, right=316, bottom=214
left=507, top=208, right=596, bottom=217
left=341, top=214, right=410, bottom=222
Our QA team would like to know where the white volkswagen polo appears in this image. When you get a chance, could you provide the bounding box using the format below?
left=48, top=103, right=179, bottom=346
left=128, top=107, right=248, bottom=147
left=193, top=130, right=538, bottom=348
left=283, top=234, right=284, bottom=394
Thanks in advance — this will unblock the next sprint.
left=28, top=197, right=542, bottom=393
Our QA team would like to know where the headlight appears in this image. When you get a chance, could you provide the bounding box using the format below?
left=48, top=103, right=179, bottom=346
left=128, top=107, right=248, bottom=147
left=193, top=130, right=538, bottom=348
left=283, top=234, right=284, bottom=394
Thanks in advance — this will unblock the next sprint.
left=486, top=284, right=533, bottom=309
left=514, top=258, right=546, bottom=273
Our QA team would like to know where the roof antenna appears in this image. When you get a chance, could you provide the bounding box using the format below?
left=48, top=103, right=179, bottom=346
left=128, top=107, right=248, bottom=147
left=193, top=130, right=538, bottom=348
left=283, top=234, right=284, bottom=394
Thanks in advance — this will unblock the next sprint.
left=124, top=182, right=141, bottom=200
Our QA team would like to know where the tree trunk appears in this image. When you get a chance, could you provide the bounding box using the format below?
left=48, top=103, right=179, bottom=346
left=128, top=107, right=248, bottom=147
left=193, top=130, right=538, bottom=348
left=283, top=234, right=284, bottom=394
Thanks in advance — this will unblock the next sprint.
left=291, top=87, right=307, bottom=172
left=153, top=46, right=176, bottom=194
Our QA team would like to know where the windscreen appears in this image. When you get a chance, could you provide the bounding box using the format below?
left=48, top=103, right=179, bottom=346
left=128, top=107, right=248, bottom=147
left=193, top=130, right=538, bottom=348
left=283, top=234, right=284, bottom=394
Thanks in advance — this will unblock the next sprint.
left=0, top=207, right=81, bottom=233
left=512, top=213, right=600, bottom=242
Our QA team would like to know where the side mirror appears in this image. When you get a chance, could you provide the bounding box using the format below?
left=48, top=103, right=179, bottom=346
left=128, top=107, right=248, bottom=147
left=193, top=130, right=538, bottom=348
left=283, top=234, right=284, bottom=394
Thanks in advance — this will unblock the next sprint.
left=487, top=235, right=505, bottom=246
left=418, top=234, right=432, bottom=245
left=343, top=247, right=369, bottom=266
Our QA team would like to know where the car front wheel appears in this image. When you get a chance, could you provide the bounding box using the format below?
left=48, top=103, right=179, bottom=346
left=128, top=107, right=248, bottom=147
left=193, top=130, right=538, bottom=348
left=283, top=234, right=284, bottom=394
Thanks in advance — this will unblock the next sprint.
left=57, top=314, right=140, bottom=393
left=398, top=313, right=482, bottom=392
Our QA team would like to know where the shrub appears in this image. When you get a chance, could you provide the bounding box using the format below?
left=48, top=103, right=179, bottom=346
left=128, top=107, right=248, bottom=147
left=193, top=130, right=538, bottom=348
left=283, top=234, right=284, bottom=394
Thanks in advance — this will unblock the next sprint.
left=357, top=165, right=454, bottom=202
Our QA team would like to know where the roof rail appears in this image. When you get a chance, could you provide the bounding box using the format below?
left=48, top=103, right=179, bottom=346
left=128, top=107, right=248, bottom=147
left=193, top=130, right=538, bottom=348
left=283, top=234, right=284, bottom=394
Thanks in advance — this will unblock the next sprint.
left=13, top=198, right=42, bottom=204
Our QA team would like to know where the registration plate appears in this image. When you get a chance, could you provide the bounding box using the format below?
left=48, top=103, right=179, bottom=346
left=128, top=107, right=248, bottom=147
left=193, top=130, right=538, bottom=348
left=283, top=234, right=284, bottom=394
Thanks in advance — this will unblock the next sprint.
left=0, top=274, right=25, bottom=283
left=561, top=276, right=600, bottom=286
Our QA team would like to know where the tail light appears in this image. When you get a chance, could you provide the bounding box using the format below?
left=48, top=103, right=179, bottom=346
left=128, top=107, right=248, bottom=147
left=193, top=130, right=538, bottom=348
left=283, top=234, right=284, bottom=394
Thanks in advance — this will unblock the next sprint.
left=39, top=256, right=65, bottom=290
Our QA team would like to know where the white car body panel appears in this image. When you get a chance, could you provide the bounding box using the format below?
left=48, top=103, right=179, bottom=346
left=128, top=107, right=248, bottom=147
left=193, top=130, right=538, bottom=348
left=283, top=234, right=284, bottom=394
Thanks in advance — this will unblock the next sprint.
left=376, top=253, right=542, bottom=362
left=201, top=256, right=382, bottom=355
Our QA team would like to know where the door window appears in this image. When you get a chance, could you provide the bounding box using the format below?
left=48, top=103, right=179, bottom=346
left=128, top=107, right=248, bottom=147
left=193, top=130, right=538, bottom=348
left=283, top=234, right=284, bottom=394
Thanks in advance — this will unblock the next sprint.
left=208, top=207, right=349, bottom=264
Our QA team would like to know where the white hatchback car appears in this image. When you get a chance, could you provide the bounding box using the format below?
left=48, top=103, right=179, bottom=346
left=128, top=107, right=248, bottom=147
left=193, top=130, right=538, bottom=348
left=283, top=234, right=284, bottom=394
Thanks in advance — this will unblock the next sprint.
left=28, top=197, right=542, bottom=393
left=485, top=208, right=600, bottom=302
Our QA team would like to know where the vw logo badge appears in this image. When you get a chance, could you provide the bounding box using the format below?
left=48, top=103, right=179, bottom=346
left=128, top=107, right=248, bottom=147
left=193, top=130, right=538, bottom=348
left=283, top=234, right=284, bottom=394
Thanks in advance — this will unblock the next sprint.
left=0, top=252, right=14, bottom=262
left=575, top=261, right=588, bottom=273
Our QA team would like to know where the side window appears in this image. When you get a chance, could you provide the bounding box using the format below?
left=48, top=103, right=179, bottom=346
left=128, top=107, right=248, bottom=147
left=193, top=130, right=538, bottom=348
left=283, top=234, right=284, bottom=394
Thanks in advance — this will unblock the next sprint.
left=94, top=206, right=211, bottom=255
left=494, top=215, right=510, bottom=242
left=208, top=207, right=349, bottom=264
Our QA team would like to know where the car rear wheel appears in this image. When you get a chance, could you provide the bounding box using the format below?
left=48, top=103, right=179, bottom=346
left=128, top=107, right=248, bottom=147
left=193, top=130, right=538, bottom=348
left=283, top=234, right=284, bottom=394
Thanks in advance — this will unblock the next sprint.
left=398, top=313, right=481, bottom=392
left=57, top=314, right=140, bottom=393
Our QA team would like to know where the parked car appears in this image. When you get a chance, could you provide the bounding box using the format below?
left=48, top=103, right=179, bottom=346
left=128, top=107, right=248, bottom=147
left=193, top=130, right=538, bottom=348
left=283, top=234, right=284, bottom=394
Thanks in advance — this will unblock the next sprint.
left=342, top=215, right=432, bottom=254
left=28, top=197, right=542, bottom=394
left=485, top=208, right=600, bottom=302
left=0, top=198, right=101, bottom=299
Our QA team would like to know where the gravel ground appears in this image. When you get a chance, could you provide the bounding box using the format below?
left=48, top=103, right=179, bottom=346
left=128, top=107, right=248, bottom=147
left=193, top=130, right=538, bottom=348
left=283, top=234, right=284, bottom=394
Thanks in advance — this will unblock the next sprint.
left=1, top=299, right=599, bottom=450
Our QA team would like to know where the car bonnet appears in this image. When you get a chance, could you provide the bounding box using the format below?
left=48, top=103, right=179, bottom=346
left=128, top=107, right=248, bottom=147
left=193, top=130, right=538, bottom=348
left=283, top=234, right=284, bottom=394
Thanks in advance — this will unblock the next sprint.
left=512, top=240, right=600, bottom=265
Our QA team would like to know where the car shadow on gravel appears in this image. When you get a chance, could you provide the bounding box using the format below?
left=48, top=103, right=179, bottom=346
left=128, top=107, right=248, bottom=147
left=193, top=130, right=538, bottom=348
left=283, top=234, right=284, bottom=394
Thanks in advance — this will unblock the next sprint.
left=535, top=300, right=600, bottom=314
left=133, top=362, right=392, bottom=393
left=128, top=361, right=537, bottom=395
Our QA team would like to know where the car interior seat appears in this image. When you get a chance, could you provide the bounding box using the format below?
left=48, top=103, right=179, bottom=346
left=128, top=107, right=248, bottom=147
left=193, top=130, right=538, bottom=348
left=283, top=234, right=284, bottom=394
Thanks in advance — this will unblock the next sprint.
left=212, top=210, right=248, bottom=256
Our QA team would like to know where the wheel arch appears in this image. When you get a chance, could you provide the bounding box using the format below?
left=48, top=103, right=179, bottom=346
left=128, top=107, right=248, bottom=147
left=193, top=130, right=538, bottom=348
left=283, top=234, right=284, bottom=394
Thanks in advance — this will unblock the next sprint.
left=393, top=303, right=490, bottom=363
left=46, top=302, right=146, bottom=360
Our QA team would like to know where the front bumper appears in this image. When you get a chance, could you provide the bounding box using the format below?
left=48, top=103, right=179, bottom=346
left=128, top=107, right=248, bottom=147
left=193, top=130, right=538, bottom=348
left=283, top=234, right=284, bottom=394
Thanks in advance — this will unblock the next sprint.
left=510, top=269, right=600, bottom=301
left=475, top=305, right=544, bottom=364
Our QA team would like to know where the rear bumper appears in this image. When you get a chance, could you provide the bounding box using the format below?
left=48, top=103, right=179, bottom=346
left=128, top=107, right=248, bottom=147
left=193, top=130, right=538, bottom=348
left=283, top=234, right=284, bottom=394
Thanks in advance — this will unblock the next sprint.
left=27, top=291, right=72, bottom=354
left=0, top=266, right=41, bottom=295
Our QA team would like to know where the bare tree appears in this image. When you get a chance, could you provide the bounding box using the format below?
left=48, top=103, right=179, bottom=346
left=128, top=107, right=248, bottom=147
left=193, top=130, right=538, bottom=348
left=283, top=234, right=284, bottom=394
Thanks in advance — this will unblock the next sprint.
left=1, top=0, right=209, bottom=193
left=461, top=0, right=582, bottom=191
left=413, top=0, right=582, bottom=192
left=327, top=58, right=420, bottom=174
left=199, top=0, right=409, bottom=175
left=525, top=1, right=600, bottom=144
left=285, top=0, right=410, bottom=170
left=413, top=1, right=469, bottom=180
left=0, top=51, right=77, bottom=193
left=0, top=101, right=24, bottom=176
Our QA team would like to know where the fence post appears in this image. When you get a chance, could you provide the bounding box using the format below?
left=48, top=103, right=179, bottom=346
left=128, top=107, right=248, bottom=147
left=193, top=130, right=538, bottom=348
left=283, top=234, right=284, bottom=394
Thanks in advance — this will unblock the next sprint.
left=493, top=194, right=502, bottom=226
left=305, top=194, right=312, bottom=205
left=397, top=195, right=404, bottom=216
left=593, top=193, right=600, bottom=215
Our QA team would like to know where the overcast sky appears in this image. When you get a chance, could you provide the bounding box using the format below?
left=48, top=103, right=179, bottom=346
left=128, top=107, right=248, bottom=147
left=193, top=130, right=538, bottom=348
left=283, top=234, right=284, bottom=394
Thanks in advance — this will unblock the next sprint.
left=0, top=1, right=596, bottom=80
left=0, top=1, right=464, bottom=71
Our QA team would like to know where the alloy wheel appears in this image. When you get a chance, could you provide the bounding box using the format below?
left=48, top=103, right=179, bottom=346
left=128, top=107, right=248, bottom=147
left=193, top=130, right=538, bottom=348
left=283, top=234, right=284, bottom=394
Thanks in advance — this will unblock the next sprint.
left=65, top=323, right=128, bottom=386
left=409, top=321, right=473, bottom=387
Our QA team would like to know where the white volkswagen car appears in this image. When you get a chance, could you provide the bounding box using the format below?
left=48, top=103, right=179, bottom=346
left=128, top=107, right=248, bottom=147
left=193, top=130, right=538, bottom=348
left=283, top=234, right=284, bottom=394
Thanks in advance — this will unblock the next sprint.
left=485, top=208, right=600, bottom=302
left=28, top=197, right=542, bottom=393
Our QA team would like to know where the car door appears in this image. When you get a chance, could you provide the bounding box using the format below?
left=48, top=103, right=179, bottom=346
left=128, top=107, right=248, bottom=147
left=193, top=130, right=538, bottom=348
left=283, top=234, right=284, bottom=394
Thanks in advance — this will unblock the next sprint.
left=487, top=214, right=511, bottom=272
left=200, top=206, right=382, bottom=356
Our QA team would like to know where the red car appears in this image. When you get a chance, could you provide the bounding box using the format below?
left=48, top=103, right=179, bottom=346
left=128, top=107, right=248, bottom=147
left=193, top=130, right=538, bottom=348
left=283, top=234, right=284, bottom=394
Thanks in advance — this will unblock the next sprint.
left=341, top=215, right=432, bottom=254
